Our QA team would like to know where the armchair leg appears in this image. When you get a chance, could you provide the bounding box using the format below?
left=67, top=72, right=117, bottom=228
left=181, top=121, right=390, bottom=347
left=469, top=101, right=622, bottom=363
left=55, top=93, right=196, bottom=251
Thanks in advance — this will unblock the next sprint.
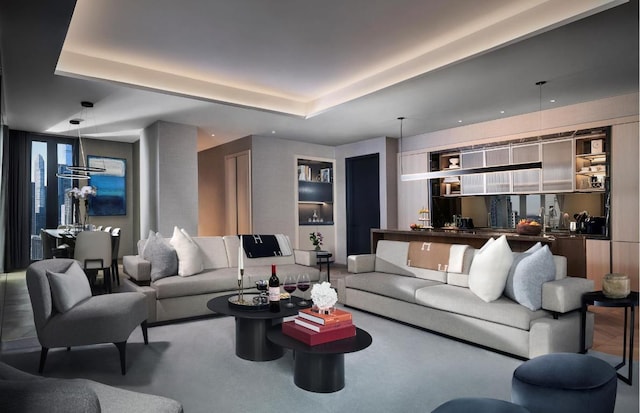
left=141, top=320, right=149, bottom=345
left=114, top=341, right=127, bottom=375
left=39, top=347, right=49, bottom=374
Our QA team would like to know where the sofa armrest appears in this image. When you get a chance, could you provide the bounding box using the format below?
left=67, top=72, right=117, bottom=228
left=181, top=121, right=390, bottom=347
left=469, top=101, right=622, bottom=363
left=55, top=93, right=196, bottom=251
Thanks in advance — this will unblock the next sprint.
left=347, top=254, right=376, bottom=273
left=293, top=250, right=316, bottom=267
left=542, top=277, right=594, bottom=313
left=122, top=255, right=151, bottom=282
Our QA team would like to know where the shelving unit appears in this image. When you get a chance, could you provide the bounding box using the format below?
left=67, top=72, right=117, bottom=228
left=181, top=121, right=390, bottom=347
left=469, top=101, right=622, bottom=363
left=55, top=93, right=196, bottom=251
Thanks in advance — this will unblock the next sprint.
left=575, top=132, right=608, bottom=192
left=297, top=159, right=334, bottom=225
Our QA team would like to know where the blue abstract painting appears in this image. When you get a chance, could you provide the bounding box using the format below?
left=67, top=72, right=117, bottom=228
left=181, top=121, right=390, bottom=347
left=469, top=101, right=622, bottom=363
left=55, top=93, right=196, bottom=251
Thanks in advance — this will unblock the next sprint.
left=87, top=156, right=126, bottom=216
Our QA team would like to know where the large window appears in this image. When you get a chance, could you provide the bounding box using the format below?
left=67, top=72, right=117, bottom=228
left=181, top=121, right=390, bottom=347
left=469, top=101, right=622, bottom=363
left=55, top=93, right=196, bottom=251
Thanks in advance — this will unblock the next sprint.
left=30, top=137, right=75, bottom=260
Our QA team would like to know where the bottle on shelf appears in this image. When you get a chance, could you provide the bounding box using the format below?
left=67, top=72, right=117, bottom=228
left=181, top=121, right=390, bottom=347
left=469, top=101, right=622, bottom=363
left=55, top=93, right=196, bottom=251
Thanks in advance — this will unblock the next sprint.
left=269, top=264, right=280, bottom=313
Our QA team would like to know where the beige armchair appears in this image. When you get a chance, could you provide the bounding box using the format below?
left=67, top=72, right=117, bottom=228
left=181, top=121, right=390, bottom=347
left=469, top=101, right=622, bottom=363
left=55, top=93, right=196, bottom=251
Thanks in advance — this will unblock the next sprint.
left=26, top=259, right=149, bottom=375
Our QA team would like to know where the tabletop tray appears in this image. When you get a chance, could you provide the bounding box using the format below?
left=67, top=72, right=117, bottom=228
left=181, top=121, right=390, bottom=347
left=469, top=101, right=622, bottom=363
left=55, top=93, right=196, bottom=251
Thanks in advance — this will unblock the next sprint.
left=228, top=294, right=269, bottom=311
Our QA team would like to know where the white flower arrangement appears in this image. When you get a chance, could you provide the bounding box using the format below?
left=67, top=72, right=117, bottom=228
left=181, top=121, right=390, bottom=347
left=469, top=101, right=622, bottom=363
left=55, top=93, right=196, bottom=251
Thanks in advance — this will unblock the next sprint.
left=69, top=185, right=97, bottom=199
left=310, top=281, right=338, bottom=311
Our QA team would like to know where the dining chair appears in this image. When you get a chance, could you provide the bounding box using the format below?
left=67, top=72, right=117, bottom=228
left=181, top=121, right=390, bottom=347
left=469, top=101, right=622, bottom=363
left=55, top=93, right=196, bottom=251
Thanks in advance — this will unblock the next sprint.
left=74, top=230, right=113, bottom=293
left=94, top=225, right=103, bottom=231
left=111, top=228, right=121, bottom=286
left=40, top=229, right=71, bottom=259
left=103, top=226, right=112, bottom=233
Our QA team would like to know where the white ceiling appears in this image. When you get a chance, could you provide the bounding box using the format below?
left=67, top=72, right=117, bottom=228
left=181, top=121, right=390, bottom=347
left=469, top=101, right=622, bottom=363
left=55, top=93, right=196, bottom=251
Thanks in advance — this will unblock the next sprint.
left=1, top=0, right=638, bottom=151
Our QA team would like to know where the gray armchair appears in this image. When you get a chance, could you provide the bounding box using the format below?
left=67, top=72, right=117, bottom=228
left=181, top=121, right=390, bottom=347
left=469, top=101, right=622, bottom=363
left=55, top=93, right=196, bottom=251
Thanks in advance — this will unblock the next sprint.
left=26, top=259, right=149, bottom=375
left=0, top=361, right=183, bottom=412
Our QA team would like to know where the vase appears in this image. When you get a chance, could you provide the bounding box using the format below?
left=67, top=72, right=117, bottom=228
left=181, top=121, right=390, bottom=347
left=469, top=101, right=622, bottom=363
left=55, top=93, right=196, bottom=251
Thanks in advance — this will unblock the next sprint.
left=602, top=273, right=630, bottom=299
left=314, top=245, right=321, bottom=251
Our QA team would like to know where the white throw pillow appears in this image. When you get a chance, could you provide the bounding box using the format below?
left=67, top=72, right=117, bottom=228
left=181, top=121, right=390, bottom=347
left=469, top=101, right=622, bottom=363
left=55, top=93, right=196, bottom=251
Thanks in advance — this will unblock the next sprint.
left=170, top=226, right=204, bottom=277
left=468, top=235, right=514, bottom=302
left=46, top=262, right=92, bottom=313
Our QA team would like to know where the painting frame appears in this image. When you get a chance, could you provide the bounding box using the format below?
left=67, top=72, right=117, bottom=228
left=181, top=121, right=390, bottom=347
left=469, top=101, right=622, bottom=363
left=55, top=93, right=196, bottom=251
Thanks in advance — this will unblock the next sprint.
left=87, top=155, right=127, bottom=216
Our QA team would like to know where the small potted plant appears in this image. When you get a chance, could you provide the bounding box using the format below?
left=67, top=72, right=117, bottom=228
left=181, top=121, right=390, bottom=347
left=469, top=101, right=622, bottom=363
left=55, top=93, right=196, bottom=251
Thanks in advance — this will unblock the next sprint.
left=309, top=232, right=323, bottom=251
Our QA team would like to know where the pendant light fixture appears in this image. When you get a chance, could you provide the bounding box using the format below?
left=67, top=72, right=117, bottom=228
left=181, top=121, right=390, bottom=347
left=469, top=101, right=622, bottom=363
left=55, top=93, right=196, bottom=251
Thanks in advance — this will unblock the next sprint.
left=56, top=101, right=106, bottom=180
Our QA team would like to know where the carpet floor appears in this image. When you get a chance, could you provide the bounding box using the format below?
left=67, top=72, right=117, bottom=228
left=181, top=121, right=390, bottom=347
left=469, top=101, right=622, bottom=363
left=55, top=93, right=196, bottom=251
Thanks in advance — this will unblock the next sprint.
left=1, top=307, right=638, bottom=413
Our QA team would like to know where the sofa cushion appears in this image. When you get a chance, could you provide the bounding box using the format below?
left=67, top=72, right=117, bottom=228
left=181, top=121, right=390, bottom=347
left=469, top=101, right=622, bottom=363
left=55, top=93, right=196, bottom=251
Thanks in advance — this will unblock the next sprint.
left=170, top=227, right=204, bottom=277
left=153, top=268, right=239, bottom=299
left=468, top=236, right=514, bottom=302
left=194, top=237, right=229, bottom=269
left=415, top=284, right=548, bottom=331
left=446, top=246, right=476, bottom=287
left=143, top=231, right=178, bottom=282
left=242, top=264, right=321, bottom=285
left=46, top=263, right=92, bottom=313
left=505, top=245, right=556, bottom=311
left=345, top=272, right=442, bottom=304
left=374, top=240, right=414, bottom=277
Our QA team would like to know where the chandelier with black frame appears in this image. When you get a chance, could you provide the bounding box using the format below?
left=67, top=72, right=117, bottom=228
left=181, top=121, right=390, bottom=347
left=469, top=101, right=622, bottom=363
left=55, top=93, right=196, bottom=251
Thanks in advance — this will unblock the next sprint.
left=56, top=101, right=106, bottom=180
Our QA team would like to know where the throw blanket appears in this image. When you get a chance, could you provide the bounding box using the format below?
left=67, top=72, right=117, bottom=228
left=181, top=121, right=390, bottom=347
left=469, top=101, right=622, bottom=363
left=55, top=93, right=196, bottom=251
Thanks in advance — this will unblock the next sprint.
left=407, top=242, right=451, bottom=272
left=241, top=234, right=292, bottom=258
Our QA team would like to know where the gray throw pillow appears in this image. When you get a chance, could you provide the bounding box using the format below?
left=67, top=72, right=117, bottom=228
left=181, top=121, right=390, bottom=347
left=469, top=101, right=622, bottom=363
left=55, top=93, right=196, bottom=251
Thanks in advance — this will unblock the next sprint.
left=142, top=231, right=178, bottom=282
left=504, top=244, right=556, bottom=311
left=46, top=263, right=92, bottom=313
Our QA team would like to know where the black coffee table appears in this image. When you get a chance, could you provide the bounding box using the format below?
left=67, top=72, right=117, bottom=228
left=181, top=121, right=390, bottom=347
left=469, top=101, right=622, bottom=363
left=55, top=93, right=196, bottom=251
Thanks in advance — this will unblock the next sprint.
left=267, top=325, right=372, bottom=393
left=207, top=294, right=308, bottom=361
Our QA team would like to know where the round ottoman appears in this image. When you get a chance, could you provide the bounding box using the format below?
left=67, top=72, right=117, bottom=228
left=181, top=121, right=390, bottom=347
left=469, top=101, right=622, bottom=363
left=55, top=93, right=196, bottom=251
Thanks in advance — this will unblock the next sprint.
left=511, top=353, right=617, bottom=413
left=432, top=397, right=530, bottom=413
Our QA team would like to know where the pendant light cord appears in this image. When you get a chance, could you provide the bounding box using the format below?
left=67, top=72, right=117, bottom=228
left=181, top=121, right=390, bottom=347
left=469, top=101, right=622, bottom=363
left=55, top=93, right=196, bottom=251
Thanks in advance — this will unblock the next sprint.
left=398, top=116, right=405, bottom=175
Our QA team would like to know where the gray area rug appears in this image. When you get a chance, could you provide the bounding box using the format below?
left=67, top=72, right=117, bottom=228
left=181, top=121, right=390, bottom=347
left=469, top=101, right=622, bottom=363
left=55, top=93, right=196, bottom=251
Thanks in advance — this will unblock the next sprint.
left=1, top=307, right=638, bottom=413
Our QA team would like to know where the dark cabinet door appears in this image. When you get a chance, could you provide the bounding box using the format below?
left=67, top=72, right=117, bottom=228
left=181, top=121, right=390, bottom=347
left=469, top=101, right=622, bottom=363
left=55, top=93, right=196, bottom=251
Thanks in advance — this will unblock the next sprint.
left=298, top=181, right=332, bottom=202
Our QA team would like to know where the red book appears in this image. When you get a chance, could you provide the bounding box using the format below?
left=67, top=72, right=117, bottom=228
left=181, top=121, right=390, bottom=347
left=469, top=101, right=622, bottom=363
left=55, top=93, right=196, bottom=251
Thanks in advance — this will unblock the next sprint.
left=294, top=316, right=352, bottom=332
left=298, top=308, right=352, bottom=325
left=281, top=321, right=356, bottom=346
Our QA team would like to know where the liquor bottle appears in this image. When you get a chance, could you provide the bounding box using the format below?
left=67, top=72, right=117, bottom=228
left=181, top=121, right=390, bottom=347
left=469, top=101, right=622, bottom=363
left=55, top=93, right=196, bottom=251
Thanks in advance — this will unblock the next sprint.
left=268, top=264, right=280, bottom=312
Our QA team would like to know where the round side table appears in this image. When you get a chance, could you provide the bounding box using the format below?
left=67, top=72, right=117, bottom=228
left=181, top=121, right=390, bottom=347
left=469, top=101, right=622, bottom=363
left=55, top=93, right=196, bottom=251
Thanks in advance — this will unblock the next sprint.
left=580, top=290, right=639, bottom=385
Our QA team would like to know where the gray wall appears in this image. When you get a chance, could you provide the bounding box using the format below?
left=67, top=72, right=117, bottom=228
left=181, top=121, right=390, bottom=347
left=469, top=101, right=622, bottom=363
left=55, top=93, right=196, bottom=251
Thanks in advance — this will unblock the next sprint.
left=251, top=135, right=334, bottom=240
left=140, top=121, right=198, bottom=237
left=83, top=137, right=135, bottom=256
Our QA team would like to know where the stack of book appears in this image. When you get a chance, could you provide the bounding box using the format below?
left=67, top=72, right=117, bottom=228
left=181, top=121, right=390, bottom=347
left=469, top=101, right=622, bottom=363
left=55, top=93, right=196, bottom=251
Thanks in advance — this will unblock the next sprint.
left=282, top=308, right=355, bottom=346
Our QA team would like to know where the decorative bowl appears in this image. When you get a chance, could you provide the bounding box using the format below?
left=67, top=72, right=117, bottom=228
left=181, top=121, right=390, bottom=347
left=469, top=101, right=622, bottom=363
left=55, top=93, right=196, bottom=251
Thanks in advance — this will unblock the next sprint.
left=603, top=273, right=630, bottom=299
left=516, top=223, right=542, bottom=236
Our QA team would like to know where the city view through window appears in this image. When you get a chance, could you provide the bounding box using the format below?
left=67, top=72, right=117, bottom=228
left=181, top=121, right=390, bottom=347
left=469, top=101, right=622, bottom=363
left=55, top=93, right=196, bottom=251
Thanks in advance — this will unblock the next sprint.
left=30, top=141, right=74, bottom=260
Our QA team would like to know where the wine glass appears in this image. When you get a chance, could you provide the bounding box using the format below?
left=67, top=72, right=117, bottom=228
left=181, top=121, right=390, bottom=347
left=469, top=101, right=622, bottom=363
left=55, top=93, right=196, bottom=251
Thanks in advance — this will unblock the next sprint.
left=297, top=274, right=311, bottom=307
left=283, top=275, right=297, bottom=308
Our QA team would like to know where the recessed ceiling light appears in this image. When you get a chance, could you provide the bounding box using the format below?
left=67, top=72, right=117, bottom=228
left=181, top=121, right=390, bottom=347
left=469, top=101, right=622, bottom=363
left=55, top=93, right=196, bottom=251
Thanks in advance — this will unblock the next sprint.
left=549, top=99, right=556, bottom=103
left=458, top=120, right=463, bottom=123
left=500, top=110, right=505, bottom=114
left=211, top=133, right=215, bottom=137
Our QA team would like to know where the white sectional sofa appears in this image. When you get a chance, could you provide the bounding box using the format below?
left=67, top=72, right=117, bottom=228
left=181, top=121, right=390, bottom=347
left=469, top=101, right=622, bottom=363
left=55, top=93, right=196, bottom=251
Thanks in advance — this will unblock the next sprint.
left=337, top=238, right=595, bottom=359
left=121, top=234, right=320, bottom=323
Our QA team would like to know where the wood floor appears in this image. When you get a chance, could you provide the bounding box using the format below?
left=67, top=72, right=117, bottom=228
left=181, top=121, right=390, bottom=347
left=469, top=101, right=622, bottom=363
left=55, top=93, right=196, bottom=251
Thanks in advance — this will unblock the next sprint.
left=1, top=267, right=638, bottom=361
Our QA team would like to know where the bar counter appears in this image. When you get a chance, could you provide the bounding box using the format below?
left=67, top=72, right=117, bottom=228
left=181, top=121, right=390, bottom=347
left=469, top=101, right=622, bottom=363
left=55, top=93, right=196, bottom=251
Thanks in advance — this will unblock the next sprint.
left=371, top=228, right=589, bottom=278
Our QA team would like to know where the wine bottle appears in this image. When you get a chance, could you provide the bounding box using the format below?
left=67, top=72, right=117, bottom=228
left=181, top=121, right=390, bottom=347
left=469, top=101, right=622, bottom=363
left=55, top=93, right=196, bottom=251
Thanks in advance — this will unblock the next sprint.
left=268, top=264, right=280, bottom=312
